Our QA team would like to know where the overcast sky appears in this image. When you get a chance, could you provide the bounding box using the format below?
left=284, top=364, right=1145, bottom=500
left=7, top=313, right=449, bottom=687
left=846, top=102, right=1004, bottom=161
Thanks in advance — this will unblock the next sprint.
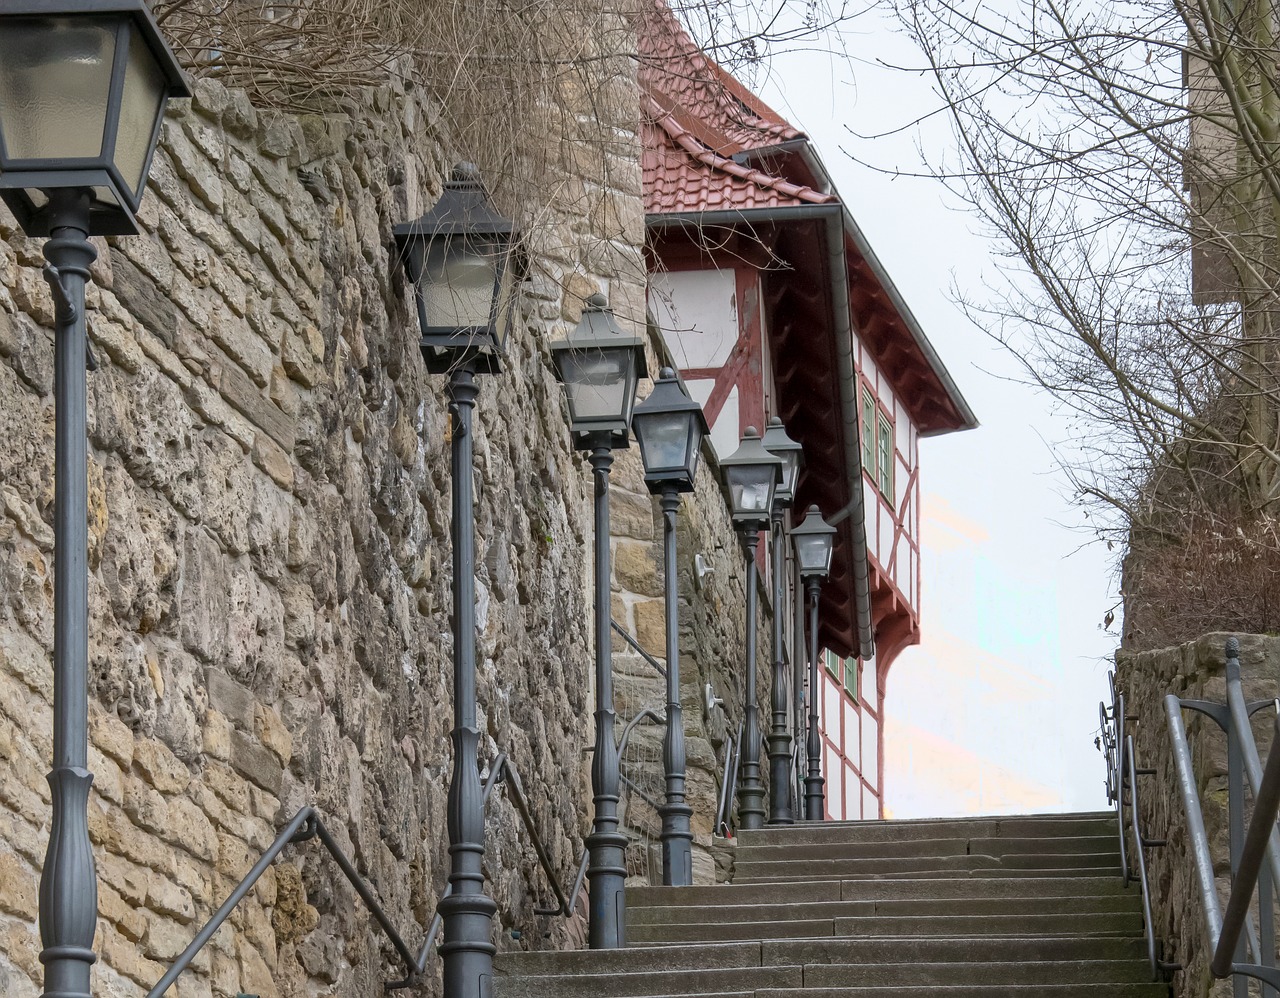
left=754, top=9, right=1120, bottom=816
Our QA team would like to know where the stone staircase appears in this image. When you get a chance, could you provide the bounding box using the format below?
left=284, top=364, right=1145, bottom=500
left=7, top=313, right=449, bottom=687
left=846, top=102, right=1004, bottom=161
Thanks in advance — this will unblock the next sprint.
left=495, top=811, right=1169, bottom=998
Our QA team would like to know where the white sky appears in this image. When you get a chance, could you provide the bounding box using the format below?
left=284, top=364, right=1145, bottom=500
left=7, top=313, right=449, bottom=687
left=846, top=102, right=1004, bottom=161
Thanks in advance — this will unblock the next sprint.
left=753, top=10, right=1120, bottom=816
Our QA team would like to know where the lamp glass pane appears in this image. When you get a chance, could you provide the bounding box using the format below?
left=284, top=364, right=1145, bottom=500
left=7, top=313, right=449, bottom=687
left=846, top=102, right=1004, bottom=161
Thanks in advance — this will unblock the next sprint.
left=0, top=17, right=116, bottom=161
left=115, top=22, right=168, bottom=199
left=728, top=465, right=775, bottom=517
left=779, top=451, right=801, bottom=497
left=635, top=410, right=691, bottom=475
left=420, top=242, right=500, bottom=329
left=795, top=533, right=833, bottom=576
left=560, top=348, right=632, bottom=423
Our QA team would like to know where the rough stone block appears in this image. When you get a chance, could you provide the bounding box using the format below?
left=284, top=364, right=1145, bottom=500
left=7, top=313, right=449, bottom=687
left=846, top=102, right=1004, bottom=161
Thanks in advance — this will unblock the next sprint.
left=230, top=728, right=284, bottom=796
left=133, top=738, right=191, bottom=794
left=205, top=670, right=255, bottom=731
left=0, top=852, right=37, bottom=920
left=615, top=539, right=662, bottom=597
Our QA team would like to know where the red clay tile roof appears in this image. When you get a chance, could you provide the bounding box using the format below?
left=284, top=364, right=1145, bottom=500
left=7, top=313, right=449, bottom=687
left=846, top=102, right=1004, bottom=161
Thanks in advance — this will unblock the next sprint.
left=643, top=97, right=835, bottom=213
left=640, top=1, right=832, bottom=213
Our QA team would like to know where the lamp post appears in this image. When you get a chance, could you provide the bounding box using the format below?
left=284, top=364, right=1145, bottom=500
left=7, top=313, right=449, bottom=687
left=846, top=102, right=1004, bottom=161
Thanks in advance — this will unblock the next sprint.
left=792, top=505, right=837, bottom=822
left=720, top=427, right=782, bottom=831
left=0, top=7, right=188, bottom=998
left=393, top=164, right=520, bottom=998
left=632, top=367, right=707, bottom=886
left=551, top=292, right=646, bottom=947
left=761, top=417, right=802, bottom=825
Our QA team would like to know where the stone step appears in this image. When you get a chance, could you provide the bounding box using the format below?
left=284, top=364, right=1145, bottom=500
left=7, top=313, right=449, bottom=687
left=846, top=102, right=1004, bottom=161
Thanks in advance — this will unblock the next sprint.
left=629, top=875, right=1131, bottom=908
left=754, top=986, right=1167, bottom=998
left=803, top=959, right=1156, bottom=987
left=734, top=835, right=1120, bottom=862
left=627, top=910, right=1144, bottom=944
left=494, top=957, right=1158, bottom=998
left=733, top=853, right=1121, bottom=881
left=629, top=893, right=1141, bottom=925
left=758, top=935, right=1149, bottom=966
left=495, top=965, right=803, bottom=998
left=496, top=942, right=765, bottom=977
left=497, top=935, right=1150, bottom=978
left=736, top=813, right=1116, bottom=847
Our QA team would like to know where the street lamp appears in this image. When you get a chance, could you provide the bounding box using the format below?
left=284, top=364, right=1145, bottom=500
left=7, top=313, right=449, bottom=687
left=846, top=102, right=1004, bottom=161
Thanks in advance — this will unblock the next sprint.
left=720, top=427, right=782, bottom=831
left=0, top=6, right=187, bottom=998
left=792, top=505, right=837, bottom=821
left=632, top=367, right=707, bottom=886
left=393, top=165, right=520, bottom=998
left=761, top=417, right=803, bottom=825
left=552, top=293, right=646, bottom=947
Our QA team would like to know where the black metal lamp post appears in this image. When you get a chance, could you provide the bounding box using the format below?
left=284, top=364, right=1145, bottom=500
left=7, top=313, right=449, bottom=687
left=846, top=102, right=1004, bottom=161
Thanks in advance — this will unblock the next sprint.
left=632, top=367, right=707, bottom=886
left=761, top=417, right=802, bottom=825
left=0, top=7, right=188, bottom=998
left=721, top=427, right=782, bottom=831
left=792, top=505, right=837, bottom=822
left=552, top=293, right=646, bottom=947
left=393, top=165, right=520, bottom=998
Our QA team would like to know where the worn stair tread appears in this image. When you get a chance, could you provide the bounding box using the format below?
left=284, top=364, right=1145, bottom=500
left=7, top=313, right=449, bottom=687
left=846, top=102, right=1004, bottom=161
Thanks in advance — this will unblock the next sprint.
left=493, top=965, right=803, bottom=996
left=629, top=876, right=1131, bottom=907
left=629, top=894, right=1141, bottom=924
left=495, top=941, right=765, bottom=976
left=737, top=814, right=1117, bottom=846
left=494, top=959, right=1155, bottom=997
left=735, top=835, right=1121, bottom=862
left=753, top=987, right=1167, bottom=998
left=497, top=936, right=1150, bottom=976
left=801, top=959, right=1156, bottom=986
left=630, top=911, right=1144, bottom=943
left=738, top=864, right=1124, bottom=883
left=758, top=936, right=1148, bottom=965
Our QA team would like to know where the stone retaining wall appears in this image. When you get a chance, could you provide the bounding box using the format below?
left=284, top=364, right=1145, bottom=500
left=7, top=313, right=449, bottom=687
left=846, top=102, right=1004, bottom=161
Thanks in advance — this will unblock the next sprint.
left=1116, top=633, right=1280, bottom=998
left=0, top=34, right=768, bottom=998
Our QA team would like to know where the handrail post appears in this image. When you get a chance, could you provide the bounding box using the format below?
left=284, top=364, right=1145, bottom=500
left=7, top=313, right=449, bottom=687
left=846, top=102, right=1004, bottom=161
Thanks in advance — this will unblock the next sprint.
left=1225, top=647, right=1251, bottom=998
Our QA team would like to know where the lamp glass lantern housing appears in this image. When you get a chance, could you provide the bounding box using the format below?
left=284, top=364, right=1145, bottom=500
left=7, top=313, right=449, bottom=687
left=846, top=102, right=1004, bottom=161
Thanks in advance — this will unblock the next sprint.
left=633, top=366, right=709, bottom=493
left=792, top=504, right=837, bottom=579
left=393, top=164, right=521, bottom=374
left=0, top=0, right=190, bottom=236
left=721, top=426, right=783, bottom=523
left=761, top=416, right=803, bottom=507
left=551, top=293, right=647, bottom=448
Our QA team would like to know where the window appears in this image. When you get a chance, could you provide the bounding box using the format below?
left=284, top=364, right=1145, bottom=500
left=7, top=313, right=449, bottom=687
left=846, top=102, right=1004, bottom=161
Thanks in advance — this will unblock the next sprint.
left=860, top=380, right=896, bottom=503
left=825, top=648, right=840, bottom=677
left=861, top=384, right=876, bottom=472
left=876, top=411, right=894, bottom=501
left=844, top=658, right=857, bottom=698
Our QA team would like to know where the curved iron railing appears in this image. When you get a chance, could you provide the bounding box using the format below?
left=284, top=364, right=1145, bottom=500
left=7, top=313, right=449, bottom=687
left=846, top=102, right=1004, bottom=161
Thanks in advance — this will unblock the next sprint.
left=147, top=806, right=423, bottom=997
left=150, top=747, right=583, bottom=996
left=1166, top=637, right=1280, bottom=994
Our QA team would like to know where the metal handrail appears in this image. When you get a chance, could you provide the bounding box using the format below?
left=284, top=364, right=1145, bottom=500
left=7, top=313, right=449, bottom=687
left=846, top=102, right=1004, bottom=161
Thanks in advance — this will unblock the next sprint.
left=1165, top=637, right=1280, bottom=993
left=717, top=721, right=743, bottom=837
left=147, top=806, right=423, bottom=996
left=414, top=750, right=581, bottom=978
left=611, top=617, right=667, bottom=679
left=1098, top=674, right=1172, bottom=982
left=1124, top=734, right=1162, bottom=980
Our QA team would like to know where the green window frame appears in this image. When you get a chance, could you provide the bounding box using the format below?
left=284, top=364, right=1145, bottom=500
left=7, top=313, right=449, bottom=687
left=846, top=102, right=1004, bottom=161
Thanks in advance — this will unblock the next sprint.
left=861, top=383, right=876, bottom=475
left=844, top=658, right=858, bottom=697
left=876, top=410, right=894, bottom=502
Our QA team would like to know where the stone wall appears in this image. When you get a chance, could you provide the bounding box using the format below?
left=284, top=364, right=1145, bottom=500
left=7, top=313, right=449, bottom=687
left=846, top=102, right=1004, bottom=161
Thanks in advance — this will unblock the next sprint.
left=607, top=442, right=776, bottom=885
left=0, top=27, right=768, bottom=998
left=1116, top=633, right=1280, bottom=998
